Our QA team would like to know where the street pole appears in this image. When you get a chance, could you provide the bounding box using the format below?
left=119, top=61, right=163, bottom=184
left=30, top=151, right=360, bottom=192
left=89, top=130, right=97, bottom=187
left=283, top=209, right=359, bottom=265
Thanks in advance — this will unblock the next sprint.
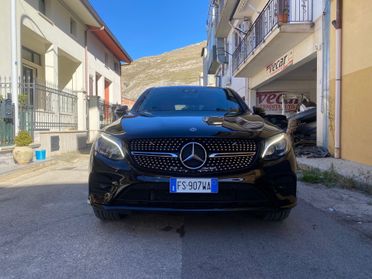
left=11, top=0, right=19, bottom=135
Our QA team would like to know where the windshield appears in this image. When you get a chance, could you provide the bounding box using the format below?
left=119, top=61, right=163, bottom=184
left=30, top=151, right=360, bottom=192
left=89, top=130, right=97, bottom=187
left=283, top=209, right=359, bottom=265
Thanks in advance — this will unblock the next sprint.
left=137, top=87, right=243, bottom=114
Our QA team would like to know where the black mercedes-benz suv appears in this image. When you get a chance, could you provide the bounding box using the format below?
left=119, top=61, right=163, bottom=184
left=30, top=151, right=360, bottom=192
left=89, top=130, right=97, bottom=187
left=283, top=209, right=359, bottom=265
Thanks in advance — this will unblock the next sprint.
left=89, top=86, right=297, bottom=221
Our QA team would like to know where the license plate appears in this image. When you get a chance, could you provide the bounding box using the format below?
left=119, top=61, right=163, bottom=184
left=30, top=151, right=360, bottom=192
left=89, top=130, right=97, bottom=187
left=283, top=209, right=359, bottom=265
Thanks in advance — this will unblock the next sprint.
left=170, top=178, right=218, bottom=193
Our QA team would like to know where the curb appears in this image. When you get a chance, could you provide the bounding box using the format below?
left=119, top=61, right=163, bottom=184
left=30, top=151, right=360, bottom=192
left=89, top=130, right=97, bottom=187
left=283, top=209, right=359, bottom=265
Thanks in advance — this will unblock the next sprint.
left=297, top=161, right=372, bottom=195
left=0, top=160, right=58, bottom=182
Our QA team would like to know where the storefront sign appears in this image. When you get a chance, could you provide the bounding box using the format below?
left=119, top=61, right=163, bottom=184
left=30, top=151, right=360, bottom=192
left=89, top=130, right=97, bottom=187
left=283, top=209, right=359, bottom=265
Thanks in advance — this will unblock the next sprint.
left=266, top=50, right=294, bottom=77
left=256, top=91, right=299, bottom=115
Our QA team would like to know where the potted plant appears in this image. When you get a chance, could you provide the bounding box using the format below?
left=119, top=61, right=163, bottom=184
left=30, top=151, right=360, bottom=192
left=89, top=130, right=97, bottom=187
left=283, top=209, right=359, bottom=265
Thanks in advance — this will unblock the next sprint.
left=13, top=131, right=33, bottom=164
left=277, top=0, right=289, bottom=24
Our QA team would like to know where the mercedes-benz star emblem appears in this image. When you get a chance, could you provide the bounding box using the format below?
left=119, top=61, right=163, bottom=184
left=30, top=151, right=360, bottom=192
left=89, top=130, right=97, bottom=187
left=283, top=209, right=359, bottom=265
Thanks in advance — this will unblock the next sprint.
left=179, top=142, right=207, bottom=170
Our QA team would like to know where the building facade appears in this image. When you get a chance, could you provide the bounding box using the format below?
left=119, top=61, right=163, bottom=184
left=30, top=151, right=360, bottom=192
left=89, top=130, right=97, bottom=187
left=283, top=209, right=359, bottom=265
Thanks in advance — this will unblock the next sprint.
left=328, top=0, right=372, bottom=165
left=204, top=0, right=371, bottom=166
left=203, top=0, right=248, bottom=98
left=0, top=0, right=131, bottom=153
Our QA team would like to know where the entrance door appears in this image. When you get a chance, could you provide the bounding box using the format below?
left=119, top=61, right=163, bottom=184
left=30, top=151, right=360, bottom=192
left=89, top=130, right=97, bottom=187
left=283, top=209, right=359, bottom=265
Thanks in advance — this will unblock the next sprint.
left=22, top=65, right=37, bottom=106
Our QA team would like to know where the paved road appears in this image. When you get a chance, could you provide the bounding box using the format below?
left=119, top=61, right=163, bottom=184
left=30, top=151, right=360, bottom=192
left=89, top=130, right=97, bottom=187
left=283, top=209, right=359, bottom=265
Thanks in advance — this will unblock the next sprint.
left=1, top=156, right=372, bottom=279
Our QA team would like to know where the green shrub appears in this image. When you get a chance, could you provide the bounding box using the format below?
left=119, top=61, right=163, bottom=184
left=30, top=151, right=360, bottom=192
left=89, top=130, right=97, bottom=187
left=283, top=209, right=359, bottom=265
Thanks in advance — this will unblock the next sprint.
left=18, top=93, right=28, bottom=106
left=15, top=131, right=33, bottom=146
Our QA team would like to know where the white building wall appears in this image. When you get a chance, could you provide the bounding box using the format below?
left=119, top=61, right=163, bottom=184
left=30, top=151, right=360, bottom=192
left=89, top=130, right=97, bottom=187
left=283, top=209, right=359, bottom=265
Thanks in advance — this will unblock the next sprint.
left=0, top=0, right=125, bottom=137
left=217, top=23, right=248, bottom=99
left=0, top=0, right=12, bottom=77
left=87, top=32, right=121, bottom=105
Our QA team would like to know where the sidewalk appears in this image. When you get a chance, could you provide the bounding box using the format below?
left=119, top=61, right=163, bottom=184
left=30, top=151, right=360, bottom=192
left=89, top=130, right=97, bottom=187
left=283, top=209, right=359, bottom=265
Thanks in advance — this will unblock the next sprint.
left=0, top=152, right=90, bottom=184
left=297, top=157, right=372, bottom=190
left=0, top=159, right=57, bottom=180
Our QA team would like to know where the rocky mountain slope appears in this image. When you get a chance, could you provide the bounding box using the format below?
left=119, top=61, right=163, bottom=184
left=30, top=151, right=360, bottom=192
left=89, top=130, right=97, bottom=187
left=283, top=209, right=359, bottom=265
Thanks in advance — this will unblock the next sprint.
left=121, top=41, right=206, bottom=101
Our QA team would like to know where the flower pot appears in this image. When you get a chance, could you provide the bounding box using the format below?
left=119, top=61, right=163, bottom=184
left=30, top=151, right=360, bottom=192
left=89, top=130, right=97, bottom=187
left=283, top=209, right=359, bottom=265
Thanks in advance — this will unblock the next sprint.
left=13, top=146, right=33, bottom=164
left=278, top=13, right=289, bottom=24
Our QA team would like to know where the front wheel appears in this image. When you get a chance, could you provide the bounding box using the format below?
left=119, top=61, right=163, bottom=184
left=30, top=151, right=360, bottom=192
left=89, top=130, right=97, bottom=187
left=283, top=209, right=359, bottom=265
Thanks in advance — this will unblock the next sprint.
left=93, top=207, right=124, bottom=221
left=260, top=209, right=291, bottom=221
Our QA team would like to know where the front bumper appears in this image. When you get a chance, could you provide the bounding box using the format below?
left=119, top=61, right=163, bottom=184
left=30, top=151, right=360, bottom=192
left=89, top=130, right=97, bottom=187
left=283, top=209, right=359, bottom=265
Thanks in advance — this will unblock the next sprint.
left=89, top=152, right=297, bottom=213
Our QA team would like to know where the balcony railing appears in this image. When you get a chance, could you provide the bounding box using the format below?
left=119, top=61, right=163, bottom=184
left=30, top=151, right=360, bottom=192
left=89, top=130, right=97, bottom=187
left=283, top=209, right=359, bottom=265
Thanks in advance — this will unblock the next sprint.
left=232, top=0, right=313, bottom=73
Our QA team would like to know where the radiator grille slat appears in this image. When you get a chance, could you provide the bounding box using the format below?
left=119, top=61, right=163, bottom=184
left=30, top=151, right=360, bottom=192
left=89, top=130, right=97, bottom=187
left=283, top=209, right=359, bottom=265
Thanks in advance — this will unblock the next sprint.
left=129, top=138, right=258, bottom=175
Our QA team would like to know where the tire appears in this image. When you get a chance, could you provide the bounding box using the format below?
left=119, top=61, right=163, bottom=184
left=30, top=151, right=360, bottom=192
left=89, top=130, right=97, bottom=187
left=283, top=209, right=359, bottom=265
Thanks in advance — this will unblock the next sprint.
left=93, top=207, right=123, bottom=221
left=261, top=209, right=291, bottom=221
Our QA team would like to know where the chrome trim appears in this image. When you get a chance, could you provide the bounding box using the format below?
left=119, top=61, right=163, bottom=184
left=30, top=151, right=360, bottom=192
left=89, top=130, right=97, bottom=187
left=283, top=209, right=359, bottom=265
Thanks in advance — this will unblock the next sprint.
left=219, top=178, right=245, bottom=182
left=209, top=152, right=256, bottom=158
left=179, top=142, right=208, bottom=170
left=131, top=151, right=178, bottom=158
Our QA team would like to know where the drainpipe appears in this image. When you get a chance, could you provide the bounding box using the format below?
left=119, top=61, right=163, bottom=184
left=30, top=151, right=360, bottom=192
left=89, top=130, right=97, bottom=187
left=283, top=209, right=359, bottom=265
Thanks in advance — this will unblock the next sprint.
left=11, top=0, right=19, bottom=135
left=332, top=0, right=342, bottom=159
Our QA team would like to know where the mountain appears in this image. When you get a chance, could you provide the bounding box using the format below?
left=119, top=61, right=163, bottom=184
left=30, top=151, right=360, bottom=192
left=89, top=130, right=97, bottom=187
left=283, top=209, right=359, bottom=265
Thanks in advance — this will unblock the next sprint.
left=121, top=41, right=206, bottom=101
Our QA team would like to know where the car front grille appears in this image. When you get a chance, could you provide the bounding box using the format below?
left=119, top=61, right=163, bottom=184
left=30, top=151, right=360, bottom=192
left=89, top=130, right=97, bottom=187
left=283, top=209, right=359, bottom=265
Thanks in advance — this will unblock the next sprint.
left=129, top=138, right=259, bottom=175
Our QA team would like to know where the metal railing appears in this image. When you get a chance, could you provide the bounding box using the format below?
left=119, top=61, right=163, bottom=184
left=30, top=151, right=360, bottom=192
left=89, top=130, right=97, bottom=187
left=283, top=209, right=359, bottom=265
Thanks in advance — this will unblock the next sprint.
left=20, top=79, right=78, bottom=131
left=99, top=100, right=117, bottom=128
left=0, top=78, right=14, bottom=146
left=232, top=0, right=313, bottom=73
left=0, top=77, right=78, bottom=146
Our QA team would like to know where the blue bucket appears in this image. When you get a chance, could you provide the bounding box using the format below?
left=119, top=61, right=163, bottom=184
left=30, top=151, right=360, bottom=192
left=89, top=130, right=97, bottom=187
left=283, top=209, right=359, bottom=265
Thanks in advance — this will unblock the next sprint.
left=35, top=149, right=46, bottom=161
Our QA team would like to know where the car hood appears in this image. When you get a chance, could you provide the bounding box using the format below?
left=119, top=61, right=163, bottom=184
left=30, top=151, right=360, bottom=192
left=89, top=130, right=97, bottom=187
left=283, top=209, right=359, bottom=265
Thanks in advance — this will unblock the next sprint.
left=106, top=112, right=282, bottom=140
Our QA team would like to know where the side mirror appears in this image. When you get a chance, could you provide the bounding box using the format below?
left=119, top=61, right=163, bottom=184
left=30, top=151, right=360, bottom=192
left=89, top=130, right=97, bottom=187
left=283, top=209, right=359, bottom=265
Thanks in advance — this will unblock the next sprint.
left=115, top=105, right=129, bottom=118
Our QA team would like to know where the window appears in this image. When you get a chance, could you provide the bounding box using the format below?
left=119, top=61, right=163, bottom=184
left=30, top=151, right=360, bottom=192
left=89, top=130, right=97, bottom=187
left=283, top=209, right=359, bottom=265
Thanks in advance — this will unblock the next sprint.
left=70, top=18, right=77, bottom=36
left=234, top=32, right=240, bottom=48
left=22, top=47, right=42, bottom=66
left=105, top=53, right=109, bottom=67
left=114, top=62, right=120, bottom=74
left=39, top=0, right=46, bottom=15
left=89, top=76, right=94, bottom=96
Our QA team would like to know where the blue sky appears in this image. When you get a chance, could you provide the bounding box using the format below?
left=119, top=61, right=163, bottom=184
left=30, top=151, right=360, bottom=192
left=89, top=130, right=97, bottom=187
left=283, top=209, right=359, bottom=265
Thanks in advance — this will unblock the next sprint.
left=90, top=0, right=209, bottom=61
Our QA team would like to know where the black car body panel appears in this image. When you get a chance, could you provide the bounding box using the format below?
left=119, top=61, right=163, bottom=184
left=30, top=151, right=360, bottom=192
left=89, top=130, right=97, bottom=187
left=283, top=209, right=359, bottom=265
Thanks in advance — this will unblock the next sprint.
left=89, top=86, right=297, bottom=214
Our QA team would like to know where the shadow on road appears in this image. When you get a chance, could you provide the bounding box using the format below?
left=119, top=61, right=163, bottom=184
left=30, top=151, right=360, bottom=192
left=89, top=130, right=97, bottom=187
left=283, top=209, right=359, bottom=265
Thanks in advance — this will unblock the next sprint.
left=1, top=183, right=372, bottom=278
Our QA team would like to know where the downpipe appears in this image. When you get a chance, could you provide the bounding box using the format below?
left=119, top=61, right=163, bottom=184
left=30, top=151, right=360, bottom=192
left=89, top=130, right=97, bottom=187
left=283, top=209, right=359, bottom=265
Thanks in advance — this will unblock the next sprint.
left=332, top=0, right=342, bottom=159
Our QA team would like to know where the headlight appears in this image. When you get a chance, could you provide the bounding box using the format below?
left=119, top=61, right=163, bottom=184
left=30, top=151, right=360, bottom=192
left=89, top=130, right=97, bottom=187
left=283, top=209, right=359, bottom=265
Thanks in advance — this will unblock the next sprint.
left=262, top=133, right=291, bottom=160
left=95, top=133, right=125, bottom=160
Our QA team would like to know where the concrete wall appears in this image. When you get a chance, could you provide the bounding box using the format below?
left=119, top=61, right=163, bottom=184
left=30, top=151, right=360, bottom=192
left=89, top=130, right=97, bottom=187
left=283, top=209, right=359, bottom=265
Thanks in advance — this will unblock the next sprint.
left=36, top=131, right=89, bottom=157
left=329, top=0, right=372, bottom=165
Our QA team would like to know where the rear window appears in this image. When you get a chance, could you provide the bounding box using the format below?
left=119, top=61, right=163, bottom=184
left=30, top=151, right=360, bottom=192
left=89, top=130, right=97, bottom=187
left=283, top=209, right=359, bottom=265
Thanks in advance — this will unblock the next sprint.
left=137, top=87, right=243, bottom=113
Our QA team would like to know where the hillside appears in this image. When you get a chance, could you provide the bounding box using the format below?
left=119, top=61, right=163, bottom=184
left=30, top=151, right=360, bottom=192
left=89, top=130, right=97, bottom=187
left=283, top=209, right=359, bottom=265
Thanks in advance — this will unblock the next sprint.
left=121, top=41, right=206, bottom=101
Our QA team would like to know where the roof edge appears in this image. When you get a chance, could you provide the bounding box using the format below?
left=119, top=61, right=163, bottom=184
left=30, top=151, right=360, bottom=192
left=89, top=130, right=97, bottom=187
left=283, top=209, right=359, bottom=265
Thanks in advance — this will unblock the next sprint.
left=81, top=0, right=133, bottom=63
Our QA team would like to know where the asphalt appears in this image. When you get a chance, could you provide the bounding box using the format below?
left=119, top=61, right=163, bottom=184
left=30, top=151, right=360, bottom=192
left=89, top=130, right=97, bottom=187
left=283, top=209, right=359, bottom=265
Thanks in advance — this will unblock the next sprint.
left=1, top=156, right=372, bottom=279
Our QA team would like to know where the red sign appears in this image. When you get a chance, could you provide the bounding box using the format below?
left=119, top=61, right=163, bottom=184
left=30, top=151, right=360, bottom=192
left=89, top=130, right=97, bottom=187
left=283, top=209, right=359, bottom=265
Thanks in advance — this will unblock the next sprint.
left=256, top=92, right=299, bottom=114
left=266, top=50, right=294, bottom=77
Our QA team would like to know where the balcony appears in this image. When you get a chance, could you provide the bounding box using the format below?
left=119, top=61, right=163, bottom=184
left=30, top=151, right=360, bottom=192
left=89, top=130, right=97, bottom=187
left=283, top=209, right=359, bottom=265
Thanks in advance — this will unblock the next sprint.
left=232, top=0, right=314, bottom=77
left=204, top=45, right=219, bottom=75
left=215, top=0, right=239, bottom=38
